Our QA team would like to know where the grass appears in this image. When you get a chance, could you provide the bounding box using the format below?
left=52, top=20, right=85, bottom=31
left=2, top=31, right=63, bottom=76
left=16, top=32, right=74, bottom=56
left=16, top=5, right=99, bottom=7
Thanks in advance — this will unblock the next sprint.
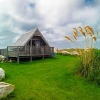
left=0, top=55, right=100, bottom=100
left=77, top=49, right=100, bottom=85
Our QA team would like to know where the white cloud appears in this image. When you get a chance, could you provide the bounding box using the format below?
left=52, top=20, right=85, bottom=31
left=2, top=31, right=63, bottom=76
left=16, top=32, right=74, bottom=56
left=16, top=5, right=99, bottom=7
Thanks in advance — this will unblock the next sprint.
left=72, top=7, right=100, bottom=25
left=0, top=36, right=6, bottom=40
left=35, top=0, right=83, bottom=27
left=0, top=0, right=100, bottom=49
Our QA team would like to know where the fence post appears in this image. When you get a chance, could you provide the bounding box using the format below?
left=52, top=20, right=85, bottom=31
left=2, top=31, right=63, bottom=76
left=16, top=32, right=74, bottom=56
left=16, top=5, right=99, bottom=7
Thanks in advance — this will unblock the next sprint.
left=17, top=57, right=19, bottom=63
left=30, top=39, right=32, bottom=54
left=17, top=47, right=19, bottom=63
left=6, top=46, right=8, bottom=61
left=42, top=47, right=44, bottom=59
left=30, top=46, right=32, bottom=61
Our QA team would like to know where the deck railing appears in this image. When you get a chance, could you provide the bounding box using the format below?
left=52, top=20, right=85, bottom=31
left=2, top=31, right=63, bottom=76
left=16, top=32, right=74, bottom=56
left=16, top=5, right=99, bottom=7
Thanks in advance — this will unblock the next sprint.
left=7, top=46, right=54, bottom=57
left=0, top=49, right=7, bottom=56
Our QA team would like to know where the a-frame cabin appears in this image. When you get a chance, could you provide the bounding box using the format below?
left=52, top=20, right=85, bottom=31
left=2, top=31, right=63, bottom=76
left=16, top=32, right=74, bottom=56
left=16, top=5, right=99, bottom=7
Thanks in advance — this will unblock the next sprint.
left=7, top=28, right=54, bottom=62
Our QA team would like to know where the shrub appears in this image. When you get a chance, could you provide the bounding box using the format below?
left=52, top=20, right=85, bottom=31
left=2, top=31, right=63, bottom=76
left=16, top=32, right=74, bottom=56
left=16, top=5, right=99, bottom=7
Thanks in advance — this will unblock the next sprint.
left=65, top=26, right=100, bottom=85
left=89, top=49, right=100, bottom=86
left=0, top=55, right=6, bottom=63
left=78, top=49, right=100, bottom=85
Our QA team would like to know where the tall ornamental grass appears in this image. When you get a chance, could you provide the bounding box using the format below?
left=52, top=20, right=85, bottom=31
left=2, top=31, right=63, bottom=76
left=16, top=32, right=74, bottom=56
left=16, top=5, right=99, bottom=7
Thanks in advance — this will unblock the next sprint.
left=65, top=26, right=100, bottom=85
left=90, top=49, right=100, bottom=85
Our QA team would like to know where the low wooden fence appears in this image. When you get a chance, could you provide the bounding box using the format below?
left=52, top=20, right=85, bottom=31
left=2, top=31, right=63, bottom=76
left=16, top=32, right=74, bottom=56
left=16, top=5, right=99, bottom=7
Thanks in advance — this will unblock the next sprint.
left=0, top=49, right=7, bottom=56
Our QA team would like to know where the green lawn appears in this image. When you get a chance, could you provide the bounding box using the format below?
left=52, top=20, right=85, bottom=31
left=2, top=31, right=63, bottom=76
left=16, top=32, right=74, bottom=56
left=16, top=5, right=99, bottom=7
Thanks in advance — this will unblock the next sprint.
left=0, top=55, right=100, bottom=100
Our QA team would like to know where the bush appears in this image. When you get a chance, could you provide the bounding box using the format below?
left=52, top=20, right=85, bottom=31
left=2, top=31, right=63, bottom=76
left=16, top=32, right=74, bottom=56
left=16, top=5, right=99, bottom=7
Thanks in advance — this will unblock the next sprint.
left=89, top=49, right=100, bottom=86
left=92, top=49, right=100, bottom=69
left=90, top=69, right=100, bottom=86
left=0, top=55, right=6, bottom=63
left=78, top=49, right=93, bottom=78
left=78, top=49, right=100, bottom=85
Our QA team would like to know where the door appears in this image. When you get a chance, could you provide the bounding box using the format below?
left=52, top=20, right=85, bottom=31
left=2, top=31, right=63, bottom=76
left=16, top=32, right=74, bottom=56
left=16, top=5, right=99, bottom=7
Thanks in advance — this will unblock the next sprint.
left=35, top=40, right=40, bottom=47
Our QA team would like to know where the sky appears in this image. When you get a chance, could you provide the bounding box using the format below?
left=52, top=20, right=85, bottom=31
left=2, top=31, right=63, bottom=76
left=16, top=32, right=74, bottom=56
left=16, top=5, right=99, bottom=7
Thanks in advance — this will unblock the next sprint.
left=0, top=0, right=100, bottom=49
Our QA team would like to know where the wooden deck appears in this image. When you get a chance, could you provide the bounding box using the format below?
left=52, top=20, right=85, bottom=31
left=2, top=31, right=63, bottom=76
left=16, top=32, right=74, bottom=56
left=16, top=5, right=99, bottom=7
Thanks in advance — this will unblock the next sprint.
left=7, top=46, right=54, bottom=57
left=0, top=46, right=54, bottom=63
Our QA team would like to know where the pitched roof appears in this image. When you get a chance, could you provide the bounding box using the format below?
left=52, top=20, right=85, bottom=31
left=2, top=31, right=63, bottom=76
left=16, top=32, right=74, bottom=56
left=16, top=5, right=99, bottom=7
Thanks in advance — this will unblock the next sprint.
left=14, top=28, right=49, bottom=46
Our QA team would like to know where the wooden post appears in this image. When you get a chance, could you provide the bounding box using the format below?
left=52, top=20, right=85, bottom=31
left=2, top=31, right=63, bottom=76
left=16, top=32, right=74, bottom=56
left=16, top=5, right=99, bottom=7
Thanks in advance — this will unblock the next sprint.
left=17, top=57, right=19, bottom=63
left=6, top=46, right=9, bottom=62
left=30, top=56, right=32, bottom=61
left=17, top=47, right=19, bottom=63
left=30, top=39, right=32, bottom=54
left=42, top=47, right=44, bottom=59
left=30, top=39, right=32, bottom=61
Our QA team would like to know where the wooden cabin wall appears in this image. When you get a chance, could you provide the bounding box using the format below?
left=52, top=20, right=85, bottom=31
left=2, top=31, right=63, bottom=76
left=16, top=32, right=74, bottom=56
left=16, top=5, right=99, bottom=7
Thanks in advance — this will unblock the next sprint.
left=26, top=36, right=47, bottom=46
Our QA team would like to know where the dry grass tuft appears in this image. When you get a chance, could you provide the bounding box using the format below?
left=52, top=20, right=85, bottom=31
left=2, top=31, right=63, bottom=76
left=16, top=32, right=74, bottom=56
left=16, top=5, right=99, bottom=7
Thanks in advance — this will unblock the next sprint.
left=65, top=36, right=73, bottom=42
left=65, top=26, right=100, bottom=85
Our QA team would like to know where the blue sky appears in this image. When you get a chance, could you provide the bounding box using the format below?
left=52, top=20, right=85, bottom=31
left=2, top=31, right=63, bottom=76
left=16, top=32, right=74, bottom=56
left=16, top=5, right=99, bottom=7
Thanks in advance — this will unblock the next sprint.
left=0, top=0, right=100, bottom=49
